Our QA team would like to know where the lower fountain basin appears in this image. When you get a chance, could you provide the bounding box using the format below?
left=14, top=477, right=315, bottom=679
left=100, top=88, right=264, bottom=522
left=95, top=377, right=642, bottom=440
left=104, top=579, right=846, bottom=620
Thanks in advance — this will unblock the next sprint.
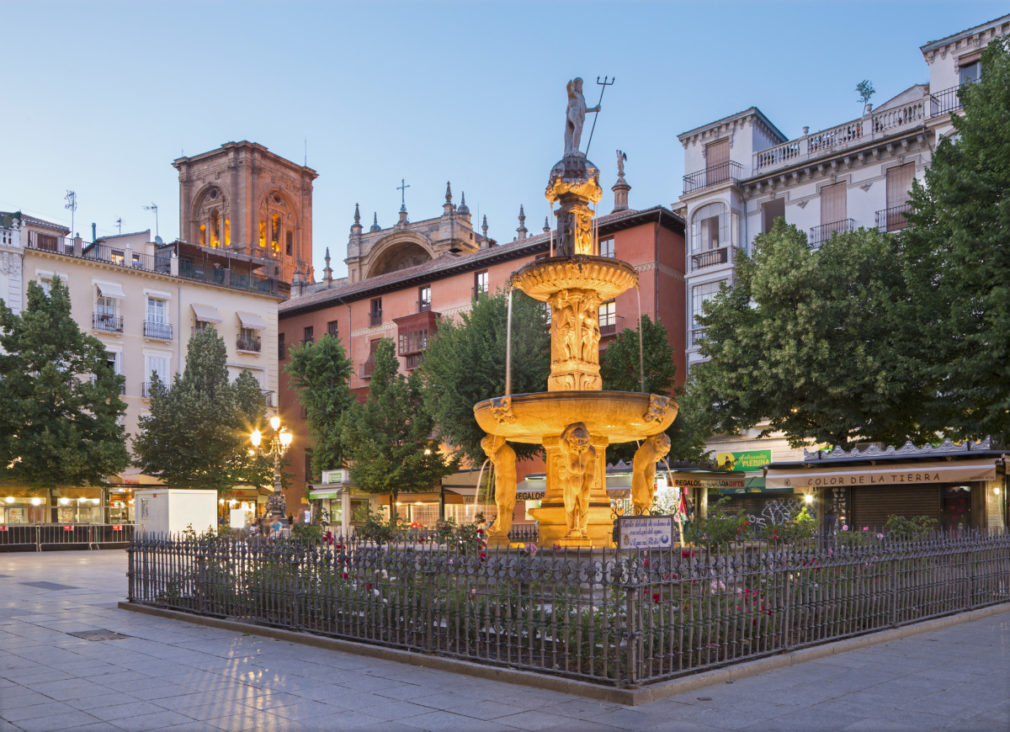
left=473, top=390, right=677, bottom=445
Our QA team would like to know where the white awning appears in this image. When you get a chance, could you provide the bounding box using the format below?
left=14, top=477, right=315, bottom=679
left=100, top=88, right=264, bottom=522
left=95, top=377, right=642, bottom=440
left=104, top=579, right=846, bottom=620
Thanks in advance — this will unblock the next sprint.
left=236, top=311, right=267, bottom=330
left=191, top=303, right=222, bottom=324
left=96, top=281, right=125, bottom=299
left=765, top=459, right=998, bottom=491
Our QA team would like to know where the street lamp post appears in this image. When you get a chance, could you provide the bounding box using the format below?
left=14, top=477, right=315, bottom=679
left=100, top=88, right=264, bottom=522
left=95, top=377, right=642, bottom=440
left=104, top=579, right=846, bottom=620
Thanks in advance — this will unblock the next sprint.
left=251, top=415, right=293, bottom=527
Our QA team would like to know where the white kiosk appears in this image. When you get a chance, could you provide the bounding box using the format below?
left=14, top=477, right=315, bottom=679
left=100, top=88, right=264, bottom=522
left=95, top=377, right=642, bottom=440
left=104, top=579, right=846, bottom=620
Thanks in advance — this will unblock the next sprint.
left=134, top=488, right=217, bottom=536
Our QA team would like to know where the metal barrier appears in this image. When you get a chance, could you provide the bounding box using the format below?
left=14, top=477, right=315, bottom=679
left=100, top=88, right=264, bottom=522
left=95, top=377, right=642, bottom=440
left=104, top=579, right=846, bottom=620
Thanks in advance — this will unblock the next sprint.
left=127, top=529, right=1009, bottom=688
left=0, top=523, right=136, bottom=552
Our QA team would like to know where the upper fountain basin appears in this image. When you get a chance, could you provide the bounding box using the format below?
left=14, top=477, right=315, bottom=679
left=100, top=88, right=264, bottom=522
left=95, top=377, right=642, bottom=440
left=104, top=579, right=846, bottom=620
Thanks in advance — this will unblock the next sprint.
left=510, top=256, right=638, bottom=302
left=473, top=390, right=677, bottom=445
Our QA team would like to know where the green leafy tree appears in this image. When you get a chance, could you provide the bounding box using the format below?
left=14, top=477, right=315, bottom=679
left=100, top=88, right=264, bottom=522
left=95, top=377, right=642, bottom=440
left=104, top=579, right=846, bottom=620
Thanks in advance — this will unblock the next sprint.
left=0, top=279, right=129, bottom=507
left=284, top=334, right=354, bottom=479
left=342, top=339, right=456, bottom=512
left=691, top=221, right=928, bottom=448
left=133, top=327, right=271, bottom=490
left=600, top=315, right=709, bottom=462
left=902, top=39, right=1010, bottom=442
left=420, top=289, right=549, bottom=464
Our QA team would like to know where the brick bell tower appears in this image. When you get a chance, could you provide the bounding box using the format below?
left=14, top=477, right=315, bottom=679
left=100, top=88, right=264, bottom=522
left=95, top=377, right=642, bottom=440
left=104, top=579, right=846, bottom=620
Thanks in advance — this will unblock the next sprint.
left=173, top=141, right=318, bottom=284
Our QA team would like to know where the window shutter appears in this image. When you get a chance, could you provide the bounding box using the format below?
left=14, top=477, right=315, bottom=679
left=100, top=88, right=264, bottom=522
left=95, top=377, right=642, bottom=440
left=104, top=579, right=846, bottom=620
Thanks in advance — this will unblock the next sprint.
left=886, top=163, right=914, bottom=209
left=820, top=183, right=847, bottom=226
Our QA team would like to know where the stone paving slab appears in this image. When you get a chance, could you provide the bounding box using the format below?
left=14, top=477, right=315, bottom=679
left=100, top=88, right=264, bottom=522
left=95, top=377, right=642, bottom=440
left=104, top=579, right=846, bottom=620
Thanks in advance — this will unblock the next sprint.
left=1, top=551, right=1008, bottom=731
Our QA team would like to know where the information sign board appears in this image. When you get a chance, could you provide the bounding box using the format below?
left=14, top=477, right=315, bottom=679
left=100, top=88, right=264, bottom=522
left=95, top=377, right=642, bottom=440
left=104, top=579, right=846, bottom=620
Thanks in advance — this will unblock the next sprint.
left=617, top=515, right=674, bottom=550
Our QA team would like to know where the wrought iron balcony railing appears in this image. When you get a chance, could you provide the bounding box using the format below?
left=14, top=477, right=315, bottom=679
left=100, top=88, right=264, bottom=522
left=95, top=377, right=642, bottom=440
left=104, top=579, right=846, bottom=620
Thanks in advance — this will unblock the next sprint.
left=93, top=313, right=123, bottom=333
left=691, top=246, right=730, bottom=270
left=682, top=161, right=743, bottom=194
left=143, top=321, right=173, bottom=340
left=237, top=335, right=262, bottom=353
left=809, top=218, right=856, bottom=248
left=876, top=203, right=913, bottom=233
left=368, top=311, right=383, bottom=327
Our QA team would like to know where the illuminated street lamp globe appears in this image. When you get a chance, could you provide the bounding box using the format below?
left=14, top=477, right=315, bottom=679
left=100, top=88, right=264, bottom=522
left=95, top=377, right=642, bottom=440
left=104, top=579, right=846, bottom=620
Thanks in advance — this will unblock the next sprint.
left=250, top=415, right=293, bottom=527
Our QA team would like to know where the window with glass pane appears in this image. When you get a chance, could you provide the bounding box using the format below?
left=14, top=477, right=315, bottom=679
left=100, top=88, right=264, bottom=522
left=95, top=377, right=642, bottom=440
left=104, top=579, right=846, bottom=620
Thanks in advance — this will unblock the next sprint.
left=327, top=320, right=339, bottom=337
left=96, top=294, right=117, bottom=318
left=692, top=203, right=726, bottom=252
left=598, top=301, right=617, bottom=327
left=692, top=281, right=724, bottom=326
left=147, top=298, right=166, bottom=324
left=599, top=238, right=615, bottom=258
left=959, top=60, right=980, bottom=85
left=475, top=270, right=488, bottom=294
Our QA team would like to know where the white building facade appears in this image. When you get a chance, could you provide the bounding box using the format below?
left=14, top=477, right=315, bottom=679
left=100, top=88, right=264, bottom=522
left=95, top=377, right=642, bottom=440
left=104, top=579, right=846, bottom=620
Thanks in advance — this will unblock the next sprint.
left=678, top=14, right=1010, bottom=371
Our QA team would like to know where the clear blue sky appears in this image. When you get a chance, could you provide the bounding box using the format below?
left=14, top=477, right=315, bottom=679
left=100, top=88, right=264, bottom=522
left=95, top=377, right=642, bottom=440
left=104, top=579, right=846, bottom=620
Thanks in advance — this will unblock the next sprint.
left=2, top=1, right=1004, bottom=279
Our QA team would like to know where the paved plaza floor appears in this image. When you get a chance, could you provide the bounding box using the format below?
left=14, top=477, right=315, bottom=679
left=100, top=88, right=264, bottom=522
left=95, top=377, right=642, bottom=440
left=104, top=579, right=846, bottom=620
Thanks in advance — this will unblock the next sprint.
left=0, top=551, right=1007, bottom=732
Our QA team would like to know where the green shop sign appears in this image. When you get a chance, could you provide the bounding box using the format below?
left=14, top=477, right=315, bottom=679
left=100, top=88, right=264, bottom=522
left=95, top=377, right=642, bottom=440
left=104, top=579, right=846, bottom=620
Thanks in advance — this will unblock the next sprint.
left=715, top=450, right=771, bottom=471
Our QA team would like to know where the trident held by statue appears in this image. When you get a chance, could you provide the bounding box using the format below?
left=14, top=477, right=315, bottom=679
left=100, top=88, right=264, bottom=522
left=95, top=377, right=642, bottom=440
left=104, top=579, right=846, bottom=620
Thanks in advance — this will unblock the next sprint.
left=584, top=75, right=614, bottom=157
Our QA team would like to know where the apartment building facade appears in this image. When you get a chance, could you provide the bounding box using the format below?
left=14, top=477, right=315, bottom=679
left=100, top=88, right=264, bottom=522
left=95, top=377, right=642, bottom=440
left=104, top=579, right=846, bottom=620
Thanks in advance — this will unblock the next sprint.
left=678, top=14, right=1009, bottom=371
left=0, top=213, right=285, bottom=524
left=674, top=13, right=1010, bottom=490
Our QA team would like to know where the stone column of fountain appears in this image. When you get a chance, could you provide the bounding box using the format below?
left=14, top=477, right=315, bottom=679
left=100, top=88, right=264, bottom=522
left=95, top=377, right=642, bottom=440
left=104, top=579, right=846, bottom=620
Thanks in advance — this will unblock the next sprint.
left=474, top=81, right=677, bottom=549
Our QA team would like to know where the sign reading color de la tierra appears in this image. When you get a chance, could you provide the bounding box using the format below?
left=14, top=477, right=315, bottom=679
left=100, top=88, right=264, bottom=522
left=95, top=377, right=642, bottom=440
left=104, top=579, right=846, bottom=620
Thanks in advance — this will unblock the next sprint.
left=617, top=516, right=674, bottom=550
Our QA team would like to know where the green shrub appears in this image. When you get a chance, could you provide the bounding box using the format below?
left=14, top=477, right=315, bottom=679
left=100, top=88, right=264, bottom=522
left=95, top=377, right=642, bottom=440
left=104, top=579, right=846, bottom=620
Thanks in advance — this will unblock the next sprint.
left=884, top=514, right=938, bottom=540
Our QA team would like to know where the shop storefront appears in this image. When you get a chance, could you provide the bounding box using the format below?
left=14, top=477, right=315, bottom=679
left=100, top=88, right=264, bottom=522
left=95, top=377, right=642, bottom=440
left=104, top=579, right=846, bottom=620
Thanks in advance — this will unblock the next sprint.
left=765, top=440, right=1008, bottom=531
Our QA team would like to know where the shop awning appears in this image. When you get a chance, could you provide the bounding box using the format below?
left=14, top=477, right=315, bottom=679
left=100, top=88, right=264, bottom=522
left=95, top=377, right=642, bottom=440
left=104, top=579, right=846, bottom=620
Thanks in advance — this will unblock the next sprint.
left=236, top=311, right=267, bottom=330
left=96, top=281, right=125, bottom=299
left=444, top=486, right=477, bottom=497
left=765, top=459, right=998, bottom=491
left=308, top=487, right=343, bottom=500
left=191, top=303, right=222, bottom=323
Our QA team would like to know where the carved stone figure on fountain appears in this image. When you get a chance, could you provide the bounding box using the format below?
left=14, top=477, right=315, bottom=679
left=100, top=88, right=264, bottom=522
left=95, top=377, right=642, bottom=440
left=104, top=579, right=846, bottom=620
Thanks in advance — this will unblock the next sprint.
left=481, top=434, right=517, bottom=539
left=564, top=78, right=600, bottom=157
left=631, top=433, right=672, bottom=516
left=560, top=422, right=596, bottom=537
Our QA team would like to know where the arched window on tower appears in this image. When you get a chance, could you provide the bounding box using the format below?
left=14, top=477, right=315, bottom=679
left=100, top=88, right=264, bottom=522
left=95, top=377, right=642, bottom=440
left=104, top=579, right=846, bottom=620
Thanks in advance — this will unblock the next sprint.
left=258, top=221, right=266, bottom=248
left=286, top=231, right=293, bottom=256
left=199, top=223, right=206, bottom=246
left=210, top=210, right=220, bottom=248
left=224, top=218, right=230, bottom=248
left=271, top=214, right=281, bottom=253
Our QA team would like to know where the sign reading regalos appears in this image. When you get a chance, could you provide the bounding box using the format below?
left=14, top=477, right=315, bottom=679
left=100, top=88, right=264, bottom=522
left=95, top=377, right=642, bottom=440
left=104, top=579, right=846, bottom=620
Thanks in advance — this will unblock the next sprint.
left=716, top=450, right=771, bottom=471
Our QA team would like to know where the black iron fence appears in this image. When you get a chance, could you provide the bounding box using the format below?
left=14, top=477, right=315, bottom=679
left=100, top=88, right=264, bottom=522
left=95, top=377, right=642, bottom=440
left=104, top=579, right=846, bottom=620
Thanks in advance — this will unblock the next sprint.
left=127, top=530, right=1009, bottom=688
left=1, top=523, right=136, bottom=551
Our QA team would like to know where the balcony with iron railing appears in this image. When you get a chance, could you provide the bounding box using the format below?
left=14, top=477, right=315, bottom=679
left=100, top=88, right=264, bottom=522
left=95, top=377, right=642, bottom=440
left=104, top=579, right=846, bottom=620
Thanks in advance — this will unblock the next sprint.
left=368, top=310, right=383, bottom=327
left=809, top=218, right=856, bottom=248
left=682, top=161, right=743, bottom=194
left=753, top=96, right=930, bottom=176
left=417, top=300, right=431, bottom=313
left=691, top=246, right=731, bottom=271
left=404, top=353, right=424, bottom=370
left=876, top=203, right=913, bottom=233
left=599, top=314, right=625, bottom=338
left=929, top=82, right=970, bottom=116
left=236, top=335, right=262, bottom=353
left=143, top=320, right=173, bottom=340
left=93, top=312, right=123, bottom=333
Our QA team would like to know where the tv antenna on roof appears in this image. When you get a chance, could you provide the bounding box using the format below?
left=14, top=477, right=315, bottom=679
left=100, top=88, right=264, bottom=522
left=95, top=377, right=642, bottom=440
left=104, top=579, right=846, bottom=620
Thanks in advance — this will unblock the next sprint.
left=115, top=218, right=122, bottom=234
left=143, top=203, right=159, bottom=239
left=64, top=190, right=77, bottom=237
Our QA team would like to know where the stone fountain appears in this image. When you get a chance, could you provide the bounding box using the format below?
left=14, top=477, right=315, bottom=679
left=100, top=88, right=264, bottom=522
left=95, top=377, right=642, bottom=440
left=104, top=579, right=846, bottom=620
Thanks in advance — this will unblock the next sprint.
left=473, top=79, right=678, bottom=548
